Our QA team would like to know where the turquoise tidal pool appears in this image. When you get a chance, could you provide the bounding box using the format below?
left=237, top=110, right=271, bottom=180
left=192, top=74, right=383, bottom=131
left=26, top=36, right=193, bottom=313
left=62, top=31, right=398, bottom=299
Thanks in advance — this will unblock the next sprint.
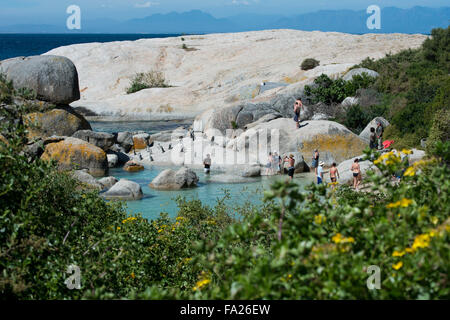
left=106, top=166, right=315, bottom=221
left=93, top=121, right=315, bottom=221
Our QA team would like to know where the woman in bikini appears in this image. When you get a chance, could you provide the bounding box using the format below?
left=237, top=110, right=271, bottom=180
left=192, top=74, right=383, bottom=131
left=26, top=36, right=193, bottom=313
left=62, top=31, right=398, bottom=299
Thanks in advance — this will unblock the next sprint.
left=329, top=162, right=340, bottom=184
left=351, top=158, right=361, bottom=190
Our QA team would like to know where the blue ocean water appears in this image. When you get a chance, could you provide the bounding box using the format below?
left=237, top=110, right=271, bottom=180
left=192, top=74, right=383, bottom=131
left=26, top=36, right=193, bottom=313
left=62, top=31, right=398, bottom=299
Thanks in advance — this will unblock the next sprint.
left=0, top=34, right=181, bottom=61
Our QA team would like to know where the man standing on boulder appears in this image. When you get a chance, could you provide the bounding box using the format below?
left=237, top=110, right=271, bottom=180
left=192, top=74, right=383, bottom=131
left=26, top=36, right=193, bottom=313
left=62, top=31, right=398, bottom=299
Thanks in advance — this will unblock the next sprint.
left=376, top=121, right=384, bottom=150
left=293, top=98, right=304, bottom=129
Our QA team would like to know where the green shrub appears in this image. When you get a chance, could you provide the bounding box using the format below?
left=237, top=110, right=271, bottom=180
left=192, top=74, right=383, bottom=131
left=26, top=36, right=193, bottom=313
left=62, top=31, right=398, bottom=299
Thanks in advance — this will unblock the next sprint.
left=426, top=109, right=450, bottom=156
left=126, top=70, right=169, bottom=94
left=0, top=73, right=14, bottom=104
left=304, top=73, right=375, bottom=105
left=301, top=58, right=320, bottom=70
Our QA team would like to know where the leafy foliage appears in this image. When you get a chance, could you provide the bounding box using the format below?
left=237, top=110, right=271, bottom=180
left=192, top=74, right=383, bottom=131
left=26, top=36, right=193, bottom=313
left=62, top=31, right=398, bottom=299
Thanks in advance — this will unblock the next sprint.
left=304, top=73, right=376, bottom=105
left=1, top=103, right=448, bottom=299
left=354, top=26, right=450, bottom=148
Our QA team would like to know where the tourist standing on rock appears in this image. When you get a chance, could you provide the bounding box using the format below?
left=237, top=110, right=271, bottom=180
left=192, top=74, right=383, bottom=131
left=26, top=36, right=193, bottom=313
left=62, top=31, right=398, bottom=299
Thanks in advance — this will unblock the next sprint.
left=272, top=152, right=281, bottom=174
left=293, top=98, right=304, bottom=128
left=312, top=149, right=320, bottom=175
left=376, top=122, right=384, bottom=150
left=276, top=152, right=282, bottom=174
left=283, top=154, right=296, bottom=180
left=329, top=162, right=340, bottom=184
left=317, top=161, right=325, bottom=185
left=266, top=152, right=274, bottom=175
left=351, top=158, right=362, bottom=190
left=369, top=127, right=377, bottom=150
left=203, top=154, right=212, bottom=174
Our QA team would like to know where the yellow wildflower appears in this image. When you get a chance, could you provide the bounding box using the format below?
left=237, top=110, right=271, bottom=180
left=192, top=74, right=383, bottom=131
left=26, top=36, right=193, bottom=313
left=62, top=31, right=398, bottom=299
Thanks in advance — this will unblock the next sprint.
left=332, top=233, right=343, bottom=244
left=412, top=234, right=430, bottom=250
left=386, top=198, right=413, bottom=209
left=116, top=227, right=121, bottom=231
left=192, top=279, right=211, bottom=291
left=332, top=233, right=354, bottom=244
left=392, top=262, right=403, bottom=270
left=403, top=166, right=416, bottom=177
left=401, top=149, right=413, bottom=155
left=131, top=272, right=135, bottom=279
left=314, top=215, right=326, bottom=225
left=392, top=250, right=406, bottom=257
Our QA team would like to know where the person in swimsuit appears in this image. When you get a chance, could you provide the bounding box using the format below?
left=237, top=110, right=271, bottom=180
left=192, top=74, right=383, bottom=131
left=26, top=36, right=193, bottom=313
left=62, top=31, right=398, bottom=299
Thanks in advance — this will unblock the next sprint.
left=284, top=154, right=296, bottom=180
left=203, top=154, right=212, bottom=174
left=351, top=158, right=361, bottom=190
left=293, top=98, right=304, bottom=128
left=329, top=162, right=340, bottom=184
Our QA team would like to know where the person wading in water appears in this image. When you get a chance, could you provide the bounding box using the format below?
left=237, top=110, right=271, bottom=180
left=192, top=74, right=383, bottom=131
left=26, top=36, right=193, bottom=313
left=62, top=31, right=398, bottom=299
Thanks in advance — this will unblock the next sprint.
left=203, top=154, right=212, bottom=174
left=283, top=154, right=296, bottom=180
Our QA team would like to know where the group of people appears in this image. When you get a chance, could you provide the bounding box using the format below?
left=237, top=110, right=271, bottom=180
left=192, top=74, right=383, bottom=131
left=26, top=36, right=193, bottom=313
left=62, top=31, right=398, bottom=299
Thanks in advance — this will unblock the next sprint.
left=369, top=121, right=384, bottom=150
left=200, top=98, right=369, bottom=190
left=265, top=152, right=283, bottom=175
left=293, top=99, right=364, bottom=189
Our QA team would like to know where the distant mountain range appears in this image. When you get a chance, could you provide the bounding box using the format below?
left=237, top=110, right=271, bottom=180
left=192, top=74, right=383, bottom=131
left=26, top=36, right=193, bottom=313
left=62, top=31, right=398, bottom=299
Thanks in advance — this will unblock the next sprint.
left=0, top=6, right=448, bottom=34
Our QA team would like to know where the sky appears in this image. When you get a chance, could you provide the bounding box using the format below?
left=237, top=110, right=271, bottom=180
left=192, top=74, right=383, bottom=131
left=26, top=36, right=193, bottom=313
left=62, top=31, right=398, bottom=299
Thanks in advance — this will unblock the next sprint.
left=0, top=0, right=448, bottom=25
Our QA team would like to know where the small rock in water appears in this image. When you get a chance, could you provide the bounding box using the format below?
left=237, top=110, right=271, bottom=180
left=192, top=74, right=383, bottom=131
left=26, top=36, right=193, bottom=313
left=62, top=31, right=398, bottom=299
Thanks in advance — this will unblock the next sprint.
left=123, top=160, right=145, bottom=172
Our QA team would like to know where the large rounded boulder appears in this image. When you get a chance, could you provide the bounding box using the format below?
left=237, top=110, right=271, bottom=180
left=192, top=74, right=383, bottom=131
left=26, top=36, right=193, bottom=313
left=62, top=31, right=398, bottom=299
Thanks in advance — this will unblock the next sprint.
left=41, top=137, right=108, bottom=177
left=102, top=179, right=143, bottom=201
left=359, top=117, right=390, bottom=143
left=0, top=55, right=80, bottom=104
left=227, top=119, right=367, bottom=168
left=150, top=167, right=199, bottom=190
left=24, top=106, right=91, bottom=139
left=72, top=130, right=115, bottom=151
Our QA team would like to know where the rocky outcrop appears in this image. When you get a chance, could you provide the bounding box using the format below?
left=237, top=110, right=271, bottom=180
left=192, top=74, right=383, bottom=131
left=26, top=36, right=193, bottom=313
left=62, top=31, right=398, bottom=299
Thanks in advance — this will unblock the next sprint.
left=41, top=137, right=108, bottom=177
left=359, top=117, right=390, bottom=143
left=227, top=119, right=366, bottom=167
left=341, top=97, right=359, bottom=108
left=343, top=68, right=379, bottom=81
left=244, top=113, right=282, bottom=130
left=45, top=30, right=426, bottom=120
left=98, top=176, right=118, bottom=190
left=336, top=157, right=376, bottom=185
left=0, top=55, right=80, bottom=104
left=72, top=130, right=115, bottom=151
left=133, top=133, right=150, bottom=150
left=107, top=153, right=119, bottom=168
left=123, top=161, right=144, bottom=172
left=24, top=106, right=91, bottom=139
left=280, top=152, right=308, bottom=173
left=150, top=167, right=199, bottom=190
left=108, top=146, right=130, bottom=165
left=102, top=179, right=143, bottom=200
left=241, top=165, right=262, bottom=177
left=117, top=132, right=133, bottom=153
left=72, top=170, right=103, bottom=190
